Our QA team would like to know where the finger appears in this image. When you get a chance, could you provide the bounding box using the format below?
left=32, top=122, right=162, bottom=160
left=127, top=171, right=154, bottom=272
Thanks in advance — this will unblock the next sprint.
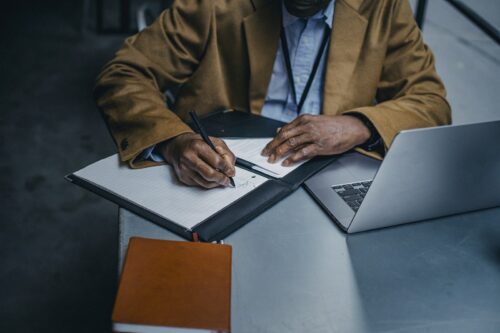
left=214, top=139, right=236, bottom=177
left=188, top=170, right=223, bottom=189
left=266, top=125, right=311, bottom=163
left=178, top=165, right=222, bottom=189
left=271, top=132, right=314, bottom=161
left=261, top=118, right=306, bottom=156
left=214, top=139, right=236, bottom=165
left=197, top=143, right=230, bottom=173
left=183, top=155, right=229, bottom=186
left=175, top=164, right=206, bottom=187
left=216, top=147, right=236, bottom=177
left=282, top=144, right=318, bottom=166
left=173, top=164, right=197, bottom=187
left=262, top=123, right=308, bottom=158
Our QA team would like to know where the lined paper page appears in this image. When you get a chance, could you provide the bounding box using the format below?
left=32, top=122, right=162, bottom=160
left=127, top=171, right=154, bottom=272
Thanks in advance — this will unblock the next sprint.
left=74, top=155, right=267, bottom=229
left=224, top=138, right=309, bottom=178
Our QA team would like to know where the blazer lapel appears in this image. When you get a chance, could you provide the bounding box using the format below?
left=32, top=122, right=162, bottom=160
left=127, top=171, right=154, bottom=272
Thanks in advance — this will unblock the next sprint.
left=243, top=0, right=281, bottom=114
left=322, top=0, right=368, bottom=116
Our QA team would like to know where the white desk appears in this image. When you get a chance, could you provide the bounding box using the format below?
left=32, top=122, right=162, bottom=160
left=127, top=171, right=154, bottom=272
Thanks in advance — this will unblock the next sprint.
left=118, top=187, right=500, bottom=333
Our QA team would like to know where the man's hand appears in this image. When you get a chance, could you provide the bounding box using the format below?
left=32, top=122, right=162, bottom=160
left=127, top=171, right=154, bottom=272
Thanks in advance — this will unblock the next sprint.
left=159, top=133, right=236, bottom=189
left=261, top=114, right=371, bottom=166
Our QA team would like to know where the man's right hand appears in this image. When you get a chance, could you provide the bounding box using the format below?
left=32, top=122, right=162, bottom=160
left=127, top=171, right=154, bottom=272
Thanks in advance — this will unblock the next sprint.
left=158, top=133, right=236, bottom=189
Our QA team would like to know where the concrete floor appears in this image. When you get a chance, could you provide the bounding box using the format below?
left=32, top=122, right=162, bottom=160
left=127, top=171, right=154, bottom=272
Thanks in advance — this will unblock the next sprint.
left=0, top=0, right=498, bottom=332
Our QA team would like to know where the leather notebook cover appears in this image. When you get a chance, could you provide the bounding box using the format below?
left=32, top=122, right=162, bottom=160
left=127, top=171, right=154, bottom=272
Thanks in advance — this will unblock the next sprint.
left=197, top=108, right=285, bottom=138
left=112, top=237, right=231, bottom=332
left=194, top=180, right=291, bottom=241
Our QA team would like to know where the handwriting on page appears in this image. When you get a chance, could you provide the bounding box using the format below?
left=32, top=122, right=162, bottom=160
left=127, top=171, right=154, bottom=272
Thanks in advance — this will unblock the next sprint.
left=235, top=174, right=259, bottom=189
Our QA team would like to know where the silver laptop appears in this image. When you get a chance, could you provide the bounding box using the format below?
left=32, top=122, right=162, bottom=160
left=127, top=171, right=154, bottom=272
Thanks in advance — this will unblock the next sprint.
left=305, top=120, right=500, bottom=233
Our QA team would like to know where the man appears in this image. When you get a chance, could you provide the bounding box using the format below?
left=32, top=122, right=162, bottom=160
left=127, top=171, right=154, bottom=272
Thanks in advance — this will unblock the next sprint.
left=95, top=0, right=451, bottom=189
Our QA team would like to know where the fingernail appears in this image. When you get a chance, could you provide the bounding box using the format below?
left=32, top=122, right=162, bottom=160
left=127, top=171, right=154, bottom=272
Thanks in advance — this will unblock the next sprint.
left=261, top=149, right=268, bottom=156
left=282, top=160, right=289, bottom=166
left=268, top=154, right=276, bottom=163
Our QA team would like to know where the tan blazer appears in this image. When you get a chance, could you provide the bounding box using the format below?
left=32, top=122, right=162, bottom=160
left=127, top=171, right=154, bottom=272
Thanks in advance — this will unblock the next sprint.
left=95, top=0, right=451, bottom=168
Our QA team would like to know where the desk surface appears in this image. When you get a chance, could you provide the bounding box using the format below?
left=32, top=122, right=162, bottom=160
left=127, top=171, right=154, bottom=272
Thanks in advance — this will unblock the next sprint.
left=119, top=187, right=500, bottom=333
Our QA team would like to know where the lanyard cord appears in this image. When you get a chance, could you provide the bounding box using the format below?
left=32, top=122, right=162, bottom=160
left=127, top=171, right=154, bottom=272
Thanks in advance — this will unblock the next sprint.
left=280, top=24, right=331, bottom=115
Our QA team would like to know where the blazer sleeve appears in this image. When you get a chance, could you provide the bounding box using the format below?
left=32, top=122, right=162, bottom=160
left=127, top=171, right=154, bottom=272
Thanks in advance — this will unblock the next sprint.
left=94, top=1, right=213, bottom=168
left=344, top=0, right=452, bottom=159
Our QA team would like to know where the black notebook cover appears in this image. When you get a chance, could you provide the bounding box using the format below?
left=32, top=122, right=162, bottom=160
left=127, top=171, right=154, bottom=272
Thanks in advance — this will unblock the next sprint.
left=197, top=108, right=285, bottom=138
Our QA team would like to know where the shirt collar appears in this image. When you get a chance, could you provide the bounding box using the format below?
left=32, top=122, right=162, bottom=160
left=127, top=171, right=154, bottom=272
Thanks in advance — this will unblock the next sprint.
left=282, top=0, right=335, bottom=29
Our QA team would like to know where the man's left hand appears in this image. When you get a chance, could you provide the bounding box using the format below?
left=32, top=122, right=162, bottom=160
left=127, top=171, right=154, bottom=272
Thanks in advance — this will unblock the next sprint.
left=261, top=114, right=371, bottom=166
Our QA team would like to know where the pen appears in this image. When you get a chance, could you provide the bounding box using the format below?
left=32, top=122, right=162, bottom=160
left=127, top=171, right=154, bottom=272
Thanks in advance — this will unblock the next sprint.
left=189, top=111, right=236, bottom=188
left=236, top=158, right=280, bottom=176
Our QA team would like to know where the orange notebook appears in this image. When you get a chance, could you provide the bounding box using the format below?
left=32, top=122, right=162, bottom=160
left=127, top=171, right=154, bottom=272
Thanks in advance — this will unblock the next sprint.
left=112, top=237, right=232, bottom=333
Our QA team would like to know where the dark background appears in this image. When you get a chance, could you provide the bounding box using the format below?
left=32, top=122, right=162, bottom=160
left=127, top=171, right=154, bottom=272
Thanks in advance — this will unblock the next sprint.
left=0, top=0, right=498, bottom=332
left=1, top=1, right=120, bottom=332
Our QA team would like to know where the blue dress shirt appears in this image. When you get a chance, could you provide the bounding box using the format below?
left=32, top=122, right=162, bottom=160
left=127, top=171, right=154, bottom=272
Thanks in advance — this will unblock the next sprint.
left=261, top=1, right=334, bottom=123
left=143, top=0, right=335, bottom=162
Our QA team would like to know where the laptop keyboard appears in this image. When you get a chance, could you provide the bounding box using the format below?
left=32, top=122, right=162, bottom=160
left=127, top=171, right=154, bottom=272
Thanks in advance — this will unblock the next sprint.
left=332, top=181, right=372, bottom=212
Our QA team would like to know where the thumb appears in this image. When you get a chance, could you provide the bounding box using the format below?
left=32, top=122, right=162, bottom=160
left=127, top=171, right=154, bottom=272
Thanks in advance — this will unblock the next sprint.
left=215, top=146, right=236, bottom=176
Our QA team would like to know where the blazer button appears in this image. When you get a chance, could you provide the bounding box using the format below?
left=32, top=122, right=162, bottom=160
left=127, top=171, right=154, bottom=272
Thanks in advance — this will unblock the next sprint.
left=120, top=138, right=129, bottom=151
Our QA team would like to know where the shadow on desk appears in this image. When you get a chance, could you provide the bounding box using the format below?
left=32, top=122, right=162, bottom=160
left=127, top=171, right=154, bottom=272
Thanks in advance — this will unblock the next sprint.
left=346, top=207, right=500, bottom=333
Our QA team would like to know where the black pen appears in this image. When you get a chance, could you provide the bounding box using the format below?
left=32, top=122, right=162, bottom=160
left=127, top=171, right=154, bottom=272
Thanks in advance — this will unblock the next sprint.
left=236, top=158, right=279, bottom=177
left=189, top=111, right=236, bottom=188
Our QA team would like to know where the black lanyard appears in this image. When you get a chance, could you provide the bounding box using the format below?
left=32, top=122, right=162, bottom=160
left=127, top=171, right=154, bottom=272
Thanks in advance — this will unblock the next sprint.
left=280, top=24, right=331, bottom=115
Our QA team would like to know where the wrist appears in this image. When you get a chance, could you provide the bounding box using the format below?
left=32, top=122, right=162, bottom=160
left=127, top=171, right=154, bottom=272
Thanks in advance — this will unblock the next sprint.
left=344, top=113, right=383, bottom=152
left=355, top=118, right=372, bottom=146
left=158, top=133, right=192, bottom=164
left=157, top=139, right=174, bottom=164
left=343, top=115, right=371, bottom=146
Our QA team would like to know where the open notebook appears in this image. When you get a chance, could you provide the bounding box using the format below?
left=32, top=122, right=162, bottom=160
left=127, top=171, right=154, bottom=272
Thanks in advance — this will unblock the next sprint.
left=69, top=153, right=269, bottom=227
left=67, top=137, right=333, bottom=241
